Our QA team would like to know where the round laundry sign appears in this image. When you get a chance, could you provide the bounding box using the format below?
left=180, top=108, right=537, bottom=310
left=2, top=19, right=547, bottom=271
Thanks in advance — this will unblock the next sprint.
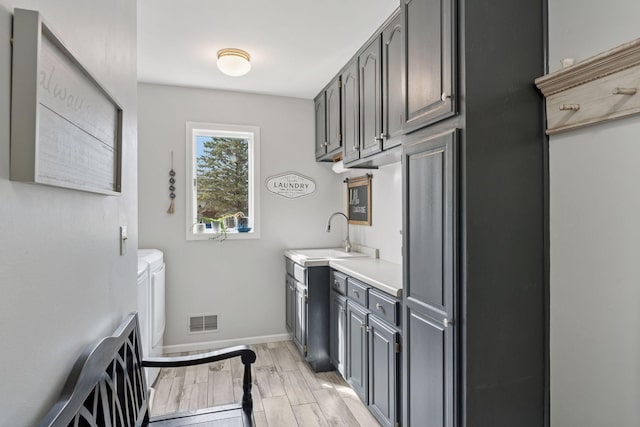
left=266, top=172, right=316, bottom=199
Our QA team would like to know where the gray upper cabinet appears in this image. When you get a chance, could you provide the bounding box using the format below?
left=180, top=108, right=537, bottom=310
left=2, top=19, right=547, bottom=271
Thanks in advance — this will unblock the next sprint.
left=402, top=0, right=455, bottom=133
left=403, top=129, right=457, bottom=427
left=326, top=76, right=342, bottom=156
left=382, top=11, right=403, bottom=149
left=341, top=59, right=360, bottom=164
left=358, top=35, right=383, bottom=161
left=315, top=76, right=342, bottom=161
left=314, top=92, right=327, bottom=159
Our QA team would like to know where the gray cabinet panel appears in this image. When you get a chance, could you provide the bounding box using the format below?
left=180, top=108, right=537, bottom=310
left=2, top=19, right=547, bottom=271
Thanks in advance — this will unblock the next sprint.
left=330, top=290, right=347, bottom=376
left=382, top=11, right=403, bottom=149
left=346, top=301, right=368, bottom=403
left=403, top=0, right=455, bottom=132
left=294, top=280, right=307, bottom=354
left=326, top=77, right=342, bottom=156
left=403, top=129, right=457, bottom=427
left=368, top=315, right=399, bottom=427
left=285, top=275, right=294, bottom=332
left=314, top=93, right=327, bottom=159
left=405, top=308, right=453, bottom=427
left=359, top=36, right=382, bottom=159
left=341, top=59, right=360, bottom=164
left=286, top=259, right=332, bottom=372
left=407, top=141, right=445, bottom=310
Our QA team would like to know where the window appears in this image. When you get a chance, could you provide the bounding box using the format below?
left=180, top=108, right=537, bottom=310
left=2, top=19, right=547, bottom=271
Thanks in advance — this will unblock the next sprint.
left=186, top=122, right=260, bottom=240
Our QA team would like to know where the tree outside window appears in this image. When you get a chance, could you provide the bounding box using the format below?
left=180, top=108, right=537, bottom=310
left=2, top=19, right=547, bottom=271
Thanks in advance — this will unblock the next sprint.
left=196, top=136, right=248, bottom=220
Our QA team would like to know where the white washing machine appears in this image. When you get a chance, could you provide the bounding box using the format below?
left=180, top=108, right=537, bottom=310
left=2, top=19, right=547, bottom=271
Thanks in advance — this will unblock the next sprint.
left=138, top=249, right=166, bottom=387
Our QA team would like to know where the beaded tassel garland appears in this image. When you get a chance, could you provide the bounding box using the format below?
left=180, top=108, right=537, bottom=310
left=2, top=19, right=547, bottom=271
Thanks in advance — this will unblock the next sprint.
left=167, top=151, right=176, bottom=214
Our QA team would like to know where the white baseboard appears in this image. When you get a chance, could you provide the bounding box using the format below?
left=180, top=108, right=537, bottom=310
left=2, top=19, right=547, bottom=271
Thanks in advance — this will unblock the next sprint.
left=161, top=333, right=292, bottom=355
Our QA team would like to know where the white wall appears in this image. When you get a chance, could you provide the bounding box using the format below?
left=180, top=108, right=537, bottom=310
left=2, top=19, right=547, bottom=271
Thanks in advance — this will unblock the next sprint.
left=138, top=84, right=344, bottom=349
left=0, top=2, right=138, bottom=427
left=342, top=162, right=403, bottom=264
left=138, top=83, right=403, bottom=351
left=548, top=1, right=640, bottom=426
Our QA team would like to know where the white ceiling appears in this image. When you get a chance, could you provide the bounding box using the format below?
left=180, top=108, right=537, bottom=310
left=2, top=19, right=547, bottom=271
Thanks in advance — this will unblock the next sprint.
left=137, top=0, right=399, bottom=99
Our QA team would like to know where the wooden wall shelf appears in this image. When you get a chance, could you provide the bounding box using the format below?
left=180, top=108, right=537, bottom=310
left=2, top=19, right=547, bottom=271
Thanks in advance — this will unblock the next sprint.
left=535, top=37, right=640, bottom=135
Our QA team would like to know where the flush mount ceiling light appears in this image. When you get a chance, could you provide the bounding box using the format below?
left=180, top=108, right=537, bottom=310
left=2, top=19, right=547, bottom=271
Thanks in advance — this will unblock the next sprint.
left=216, top=48, right=251, bottom=77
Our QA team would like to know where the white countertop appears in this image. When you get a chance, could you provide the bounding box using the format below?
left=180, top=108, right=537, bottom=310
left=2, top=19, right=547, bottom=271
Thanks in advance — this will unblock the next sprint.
left=285, top=247, right=402, bottom=297
left=329, top=257, right=403, bottom=298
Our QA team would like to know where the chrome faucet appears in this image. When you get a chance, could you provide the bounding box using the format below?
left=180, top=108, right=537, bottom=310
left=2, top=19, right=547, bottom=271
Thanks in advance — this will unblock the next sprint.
left=326, top=212, right=351, bottom=253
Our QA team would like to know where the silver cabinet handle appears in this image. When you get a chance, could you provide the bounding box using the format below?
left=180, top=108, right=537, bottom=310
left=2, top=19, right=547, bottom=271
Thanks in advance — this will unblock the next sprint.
left=441, top=92, right=452, bottom=102
left=613, top=87, right=637, bottom=95
left=352, top=145, right=359, bottom=152
left=559, top=104, right=580, bottom=111
left=352, top=290, right=359, bottom=297
left=443, top=318, right=454, bottom=328
left=375, top=303, right=384, bottom=311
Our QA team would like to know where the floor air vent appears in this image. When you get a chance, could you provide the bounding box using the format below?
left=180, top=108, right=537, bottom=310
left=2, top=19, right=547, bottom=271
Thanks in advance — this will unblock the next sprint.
left=189, top=314, right=219, bottom=333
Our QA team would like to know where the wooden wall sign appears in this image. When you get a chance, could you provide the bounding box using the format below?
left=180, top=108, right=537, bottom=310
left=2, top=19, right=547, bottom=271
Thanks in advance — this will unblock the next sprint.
left=10, top=9, right=123, bottom=195
left=346, top=174, right=372, bottom=225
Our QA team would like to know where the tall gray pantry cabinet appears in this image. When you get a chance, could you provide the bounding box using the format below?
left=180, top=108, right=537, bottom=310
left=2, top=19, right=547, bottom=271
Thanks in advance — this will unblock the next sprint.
left=400, top=0, right=546, bottom=426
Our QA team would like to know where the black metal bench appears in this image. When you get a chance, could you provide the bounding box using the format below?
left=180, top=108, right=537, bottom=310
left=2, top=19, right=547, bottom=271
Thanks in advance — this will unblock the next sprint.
left=38, top=313, right=257, bottom=427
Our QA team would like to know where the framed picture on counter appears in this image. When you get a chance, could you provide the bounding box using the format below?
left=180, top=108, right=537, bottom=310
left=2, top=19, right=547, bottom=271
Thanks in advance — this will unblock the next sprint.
left=346, top=174, right=372, bottom=226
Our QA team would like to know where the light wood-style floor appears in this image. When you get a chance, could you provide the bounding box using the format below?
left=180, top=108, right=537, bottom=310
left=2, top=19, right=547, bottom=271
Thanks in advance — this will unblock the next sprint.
left=150, top=340, right=381, bottom=427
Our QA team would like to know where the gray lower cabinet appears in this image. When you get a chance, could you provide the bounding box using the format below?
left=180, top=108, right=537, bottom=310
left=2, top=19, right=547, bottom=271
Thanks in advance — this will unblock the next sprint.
left=369, top=315, right=399, bottom=427
left=285, top=275, right=294, bottom=333
left=346, top=301, right=369, bottom=403
left=329, top=289, right=347, bottom=377
left=285, top=257, right=332, bottom=372
left=293, top=280, right=307, bottom=354
left=333, top=270, right=401, bottom=427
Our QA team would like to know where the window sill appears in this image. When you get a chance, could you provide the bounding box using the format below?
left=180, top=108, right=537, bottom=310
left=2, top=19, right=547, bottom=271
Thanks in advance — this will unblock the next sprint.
left=187, top=230, right=260, bottom=241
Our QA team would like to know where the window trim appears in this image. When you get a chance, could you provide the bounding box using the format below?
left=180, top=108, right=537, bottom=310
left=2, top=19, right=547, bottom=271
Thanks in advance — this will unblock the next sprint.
left=185, top=121, right=260, bottom=241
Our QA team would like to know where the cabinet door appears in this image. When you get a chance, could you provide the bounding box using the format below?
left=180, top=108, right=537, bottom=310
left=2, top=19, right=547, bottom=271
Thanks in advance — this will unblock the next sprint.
left=368, top=316, right=399, bottom=427
left=359, top=36, right=383, bottom=159
left=382, top=11, right=403, bottom=149
left=402, top=0, right=455, bottom=132
left=294, top=281, right=307, bottom=355
left=326, top=77, right=342, bottom=155
left=346, top=301, right=368, bottom=403
left=402, top=129, right=457, bottom=427
left=285, top=275, right=293, bottom=332
left=314, top=93, right=327, bottom=159
left=330, top=291, right=347, bottom=377
left=341, top=59, right=360, bottom=164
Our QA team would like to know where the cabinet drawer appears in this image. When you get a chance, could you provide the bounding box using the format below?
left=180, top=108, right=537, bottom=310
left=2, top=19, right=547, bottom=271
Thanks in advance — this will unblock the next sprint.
left=286, top=258, right=306, bottom=284
left=331, top=270, right=347, bottom=295
left=368, top=288, right=400, bottom=327
left=285, top=258, right=295, bottom=277
left=347, top=278, right=368, bottom=307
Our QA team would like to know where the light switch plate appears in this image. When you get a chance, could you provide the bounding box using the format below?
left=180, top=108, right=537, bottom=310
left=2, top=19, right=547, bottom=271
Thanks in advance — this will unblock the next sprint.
left=120, top=226, right=128, bottom=255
